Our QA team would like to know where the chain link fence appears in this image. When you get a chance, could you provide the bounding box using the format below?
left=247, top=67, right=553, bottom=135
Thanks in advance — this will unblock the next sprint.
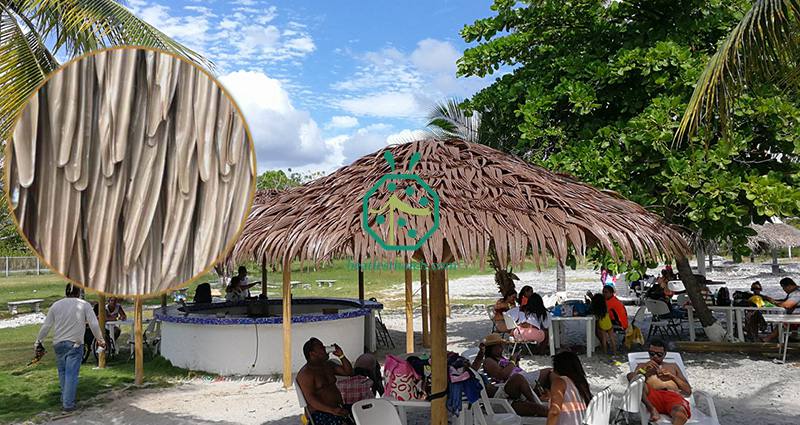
left=0, top=256, right=51, bottom=277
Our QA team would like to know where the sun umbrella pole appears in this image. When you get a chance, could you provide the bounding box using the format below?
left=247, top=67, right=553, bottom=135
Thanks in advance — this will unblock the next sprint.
left=98, top=294, right=106, bottom=368
left=134, top=297, right=144, bottom=385
left=429, top=266, right=448, bottom=425
left=404, top=260, right=414, bottom=353
left=444, top=269, right=451, bottom=318
left=421, top=267, right=430, bottom=348
left=772, top=248, right=779, bottom=274
left=282, top=257, right=292, bottom=388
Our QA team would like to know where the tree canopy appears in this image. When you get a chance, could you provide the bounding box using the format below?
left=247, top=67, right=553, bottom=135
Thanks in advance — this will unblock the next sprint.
left=458, top=0, right=800, bottom=254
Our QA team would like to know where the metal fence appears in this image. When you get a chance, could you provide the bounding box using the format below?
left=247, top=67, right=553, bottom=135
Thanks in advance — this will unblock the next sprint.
left=0, top=256, right=51, bottom=277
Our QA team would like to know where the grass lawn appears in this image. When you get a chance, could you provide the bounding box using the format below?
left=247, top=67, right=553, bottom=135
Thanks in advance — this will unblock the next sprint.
left=0, top=324, right=192, bottom=424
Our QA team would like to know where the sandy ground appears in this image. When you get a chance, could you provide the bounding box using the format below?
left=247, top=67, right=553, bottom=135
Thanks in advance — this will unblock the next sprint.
left=24, top=262, right=800, bottom=424
left=40, top=312, right=800, bottom=425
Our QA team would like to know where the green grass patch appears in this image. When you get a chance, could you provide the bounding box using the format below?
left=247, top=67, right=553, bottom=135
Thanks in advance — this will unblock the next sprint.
left=0, top=324, right=192, bottom=424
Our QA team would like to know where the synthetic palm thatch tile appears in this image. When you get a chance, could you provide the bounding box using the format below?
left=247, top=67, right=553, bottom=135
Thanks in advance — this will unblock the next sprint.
left=232, top=138, right=688, bottom=269
left=7, top=47, right=256, bottom=296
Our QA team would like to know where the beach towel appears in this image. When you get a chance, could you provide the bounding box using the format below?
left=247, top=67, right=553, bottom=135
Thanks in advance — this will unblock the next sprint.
left=384, top=355, right=425, bottom=401
left=624, top=325, right=644, bottom=349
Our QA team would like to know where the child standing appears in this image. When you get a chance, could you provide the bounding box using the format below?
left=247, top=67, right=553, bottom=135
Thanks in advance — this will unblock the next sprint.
left=590, top=293, right=615, bottom=355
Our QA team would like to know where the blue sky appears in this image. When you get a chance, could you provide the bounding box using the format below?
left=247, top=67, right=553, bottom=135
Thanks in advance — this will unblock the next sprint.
left=128, top=0, right=498, bottom=174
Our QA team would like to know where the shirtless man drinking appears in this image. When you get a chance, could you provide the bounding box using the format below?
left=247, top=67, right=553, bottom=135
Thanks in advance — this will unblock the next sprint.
left=296, top=338, right=354, bottom=425
left=626, top=340, right=692, bottom=425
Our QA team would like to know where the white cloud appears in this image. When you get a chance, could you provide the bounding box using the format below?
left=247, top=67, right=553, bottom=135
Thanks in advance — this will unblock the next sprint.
left=330, top=39, right=491, bottom=119
left=387, top=129, right=428, bottom=146
left=339, top=92, right=425, bottom=118
left=128, top=2, right=315, bottom=69
left=410, top=38, right=460, bottom=74
left=219, top=71, right=332, bottom=170
left=326, top=116, right=359, bottom=129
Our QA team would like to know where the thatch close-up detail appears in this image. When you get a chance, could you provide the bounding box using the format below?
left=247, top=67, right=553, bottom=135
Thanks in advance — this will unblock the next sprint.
left=747, top=221, right=800, bottom=251
left=233, top=138, right=688, bottom=268
left=7, top=48, right=256, bottom=296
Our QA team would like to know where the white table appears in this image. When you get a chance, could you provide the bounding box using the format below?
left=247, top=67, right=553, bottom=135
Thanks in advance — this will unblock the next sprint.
left=105, top=319, right=150, bottom=355
left=687, top=305, right=786, bottom=342
left=548, top=316, right=595, bottom=358
left=316, top=279, right=336, bottom=288
left=763, top=314, right=800, bottom=363
left=686, top=306, right=737, bottom=342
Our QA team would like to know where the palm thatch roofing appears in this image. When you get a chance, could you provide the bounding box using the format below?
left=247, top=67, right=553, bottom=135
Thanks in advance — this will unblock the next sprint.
left=253, top=189, right=282, bottom=205
left=232, top=138, right=688, bottom=268
left=747, top=222, right=800, bottom=251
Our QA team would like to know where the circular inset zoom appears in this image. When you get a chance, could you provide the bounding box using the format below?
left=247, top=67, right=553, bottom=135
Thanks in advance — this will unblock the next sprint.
left=6, top=47, right=256, bottom=297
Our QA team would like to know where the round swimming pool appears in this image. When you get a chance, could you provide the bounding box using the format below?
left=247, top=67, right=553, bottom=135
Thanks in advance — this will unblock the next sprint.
left=155, top=297, right=383, bottom=375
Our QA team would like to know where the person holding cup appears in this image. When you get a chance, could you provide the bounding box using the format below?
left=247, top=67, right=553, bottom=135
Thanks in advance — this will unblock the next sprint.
left=296, top=338, right=355, bottom=425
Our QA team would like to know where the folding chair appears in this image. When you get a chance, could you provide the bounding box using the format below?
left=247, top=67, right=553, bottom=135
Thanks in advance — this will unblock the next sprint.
left=644, top=299, right=681, bottom=340
left=129, top=319, right=161, bottom=360
left=503, top=312, right=535, bottom=358
left=370, top=298, right=395, bottom=349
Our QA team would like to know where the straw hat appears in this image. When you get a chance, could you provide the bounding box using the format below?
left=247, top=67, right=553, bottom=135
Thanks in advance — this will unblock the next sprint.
left=482, top=334, right=509, bottom=347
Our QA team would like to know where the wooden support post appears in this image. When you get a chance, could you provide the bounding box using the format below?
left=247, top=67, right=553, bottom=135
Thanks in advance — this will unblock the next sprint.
left=262, top=257, right=268, bottom=299
left=282, top=257, right=292, bottom=388
left=134, top=297, right=144, bottom=385
left=97, top=295, right=106, bottom=368
left=358, top=265, right=365, bottom=302
left=160, top=294, right=167, bottom=310
left=556, top=261, right=566, bottom=292
left=421, top=268, right=430, bottom=348
left=429, top=268, right=448, bottom=425
left=405, top=261, right=414, bottom=353
left=444, top=269, right=451, bottom=318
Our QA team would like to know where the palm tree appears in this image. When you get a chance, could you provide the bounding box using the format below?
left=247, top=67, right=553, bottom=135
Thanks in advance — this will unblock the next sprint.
left=425, top=97, right=482, bottom=143
left=675, top=0, right=800, bottom=143
left=672, top=0, right=800, bottom=341
left=0, top=0, right=212, bottom=141
left=0, top=0, right=212, bottom=255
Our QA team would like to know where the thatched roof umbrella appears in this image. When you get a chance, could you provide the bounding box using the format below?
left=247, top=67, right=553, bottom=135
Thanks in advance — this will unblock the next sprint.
left=231, top=138, right=687, bottom=424
left=748, top=221, right=800, bottom=273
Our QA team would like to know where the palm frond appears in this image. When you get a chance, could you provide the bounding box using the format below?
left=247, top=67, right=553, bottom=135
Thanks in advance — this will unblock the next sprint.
left=674, top=0, right=800, bottom=146
left=0, top=4, right=58, bottom=139
left=425, top=98, right=482, bottom=143
left=18, top=0, right=212, bottom=70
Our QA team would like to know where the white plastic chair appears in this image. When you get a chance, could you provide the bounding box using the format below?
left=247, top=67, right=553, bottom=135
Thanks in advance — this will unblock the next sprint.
left=624, top=352, right=720, bottom=425
left=503, top=312, right=536, bottom=357
left=294, top=378, right=316, bottom=425
left=353, top=398, right=403, bottom=425
left=468, top=367, right=526, bottom=425
left=582, top=386, right=612, bottom=425
left=644, top=299, right=681, bottom=339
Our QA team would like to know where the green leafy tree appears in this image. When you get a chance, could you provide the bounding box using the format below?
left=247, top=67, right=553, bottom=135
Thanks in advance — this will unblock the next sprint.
left=458, top=0, right=800, bottom=338
left=256, top=169, right=323, bottom=190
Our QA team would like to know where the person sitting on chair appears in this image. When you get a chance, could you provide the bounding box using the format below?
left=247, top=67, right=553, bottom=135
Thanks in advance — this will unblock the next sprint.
left=471, top=336, right=549, bottom=417
left=297, top=338, right=355, bottom=425
left=476, top=334, right=552, bottom=392
left=493, top=290, right=517, bottom=333
left=626, top=339, right=692, bottom=425
left=225, top=266, right=259, bottom=302
left=761, top=278, right=800, bottom=342
left=512, top=293, right=551, bottom=350
left=105, top=297, right=127, bottom=341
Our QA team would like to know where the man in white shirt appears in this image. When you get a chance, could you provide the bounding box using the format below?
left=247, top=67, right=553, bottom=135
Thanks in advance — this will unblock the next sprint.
left=35, top=284, right=106, bottom=411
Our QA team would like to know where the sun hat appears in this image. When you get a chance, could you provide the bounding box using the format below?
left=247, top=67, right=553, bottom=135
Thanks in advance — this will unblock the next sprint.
left=482, top=334, right=509, bottom=347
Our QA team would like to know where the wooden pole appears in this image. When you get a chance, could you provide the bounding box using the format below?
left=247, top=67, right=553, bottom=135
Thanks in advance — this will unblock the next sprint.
left=134, top=297, right=144, bottom=385
left=429, top=267, right=448, bottom=425
left=97, top=295, right=106, bottom=368
left=261, top=257, right=268, bottom=299
left=282, top=257, right=292, bottom=388
left=444, top=269, right=451, bottom=318
left=772, top=248, right=780, bottom=274
left=556, top=261, right=566, bottom=292
left=421, top=267, right=430, bottom=348
left=358, top=265, right=365, bottom=302
left=404, top=260, right=414, bottom=353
